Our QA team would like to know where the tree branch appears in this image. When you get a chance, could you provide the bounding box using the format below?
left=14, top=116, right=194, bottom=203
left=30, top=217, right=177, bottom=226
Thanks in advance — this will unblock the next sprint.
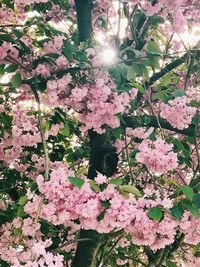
left=146, top=49, right=200, bottom=88
left=74, top=0, right=92, bottom=42
left=123, top=115, right=195, bottom=136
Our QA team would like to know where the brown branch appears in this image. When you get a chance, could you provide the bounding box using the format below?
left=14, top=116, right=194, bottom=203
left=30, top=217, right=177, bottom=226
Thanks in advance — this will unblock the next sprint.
left=0, top=24, right=25, bottom=28
left=145, top=49, right=200, bottom=88
left=123, top=115, right=195, bottom=136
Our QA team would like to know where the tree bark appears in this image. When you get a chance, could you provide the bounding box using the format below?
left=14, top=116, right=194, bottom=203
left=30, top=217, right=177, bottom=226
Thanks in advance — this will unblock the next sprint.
left=72, top=1, right=118, bottom=266
left=74, top=0, right=92, bottom=42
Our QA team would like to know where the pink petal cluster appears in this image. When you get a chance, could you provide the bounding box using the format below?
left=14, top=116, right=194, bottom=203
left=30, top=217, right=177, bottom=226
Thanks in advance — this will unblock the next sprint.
left=15, top=0, right=48, bottom=5
left=180, top=212, right=200, bottom=245
left=46, top=5, right=64, bottom=23
left=136, top=138, right=178, bottom=173
left=160, top=96, right=196, bottom=130
left=0, top=218, right=64, bottom=267
left=0, top=105, right=41, bottom=164
left=34, top=64, right=51, bottom=78
left=126, top=127, right=154, bottom=139
left=44, top=74, right=130, bottom=134
left=0, top=46, right=7, bottom=61
left=126, top=213, right=177, bottom=250
left=44, top=36, right=64, bottom=54
left=70, top=79, right=130, bottom=134
left=24, top=167, right=179, bottom=250
left=44, top=74, right=72, bottom=106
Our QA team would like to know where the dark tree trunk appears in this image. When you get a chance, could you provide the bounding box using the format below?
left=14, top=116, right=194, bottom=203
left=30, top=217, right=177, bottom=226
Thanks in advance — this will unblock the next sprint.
left=74, top=0, right=92, bottom=42
left=72, top=1, right=118, bottom=267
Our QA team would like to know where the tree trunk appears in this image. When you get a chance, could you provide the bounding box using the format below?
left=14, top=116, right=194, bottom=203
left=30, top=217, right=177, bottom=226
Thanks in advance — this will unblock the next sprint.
left=72, top=1, right=118, bottom=267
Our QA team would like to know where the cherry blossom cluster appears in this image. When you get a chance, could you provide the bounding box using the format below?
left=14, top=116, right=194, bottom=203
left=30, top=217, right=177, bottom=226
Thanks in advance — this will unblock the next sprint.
left=44, top=72, right=130, bottom=134
left=23, top=167, right=194, bottom=252
left=136, top=138, right=178, bottom=173
left=73, top=81, right=130, bottom=134
left=160, top=96, right=197, bottom=130
left=44, top=74, right=72, bottom=107
left=44, top=36, right=64, bottom=55
left=130, top=0, right=200, bottom=32
left=0, top=3, right=26, bottom=25
left=15, top=0, right=48, bottom=5
left=92, top=0, right=116, bottom=30
left=180, top=212, right=200, bottom=245
left=176, top=250, right=200, bottom=267
left=1, top=169, right=200, bottom=265
left=115, top=126, right=154, bottom=154
left=46, top=5, right=65, bottom=23
left=0, top=217, right=64, bottom=267
left=0, top=104, right=41, bottom=164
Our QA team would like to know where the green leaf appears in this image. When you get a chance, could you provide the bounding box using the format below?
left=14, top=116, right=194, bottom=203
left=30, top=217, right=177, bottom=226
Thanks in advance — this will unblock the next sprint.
left=18, top=195, right=28, bottom=206
left=109, top=67, right=121, bottom=84
left=5, top=64, right=18, bottom=73
left=0, top=65, right=4, bottom=76
left=150, top=15, right=164, bottom=28
left=111, top=127, right=123, bottom=139
left=180, top=185, right=194, bottom=199
left=42, top=122, right=50, bottom=132
left=149, top=206, right=163, bottom=221
left=190, top=100, right=200, bottom=107
left=127, top=66, right=136, bottom=81
left=170, top=204, right=184, bottom=220
left=174, top=89, right=186, bottom=97
left=0, top=113, right=12, bottom=127
left=13, top=228, right=22, bottom=236
left=118, top=63, right=128, bottom=80
left=79, top=41, right=88, bottom=51
left=109, top=178, right=123, bottom=186
left=68, top=176, right=84, bottom=189
left=89, top=180, right=101, bottom=192
left=166, top=260, right=177, bottom=267
left=120, top=185, right=142, bottom=197
left=181, top=198, right=200, bottom=218
left=192, top=194, right=200, bottom=209
left=11, top=73, right=22, bottom=88
left=4, top=0, right=14, bottom=9
left=133, top=49, right=141, bottom=58
left=63, top=40, right=74, bottom=60
left=75, top=51, right=86, bottom=61
left=13, top=29, right=24, bottom=39
left=59, top=123, right=70, bottom=137
left=16, top=206, right=26, bottom=218
left=0, top=34, right=15, bottom=43
left=153, top=90, right=168, bottom=100
left=147, top=40, right=162, bottom=56
left=131, top=82, right=145, bottom=94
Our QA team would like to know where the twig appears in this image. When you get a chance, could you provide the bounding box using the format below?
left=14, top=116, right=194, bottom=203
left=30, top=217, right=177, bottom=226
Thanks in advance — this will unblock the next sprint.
left=147, top=91, right=165, bottom=139
left=117, top=0, right=122, bottom=39
left=145, top=49, right=200, bottom=88
left=0, top=24, right=25, bottom=28
left=193, top=110, right=200, bottom=178
left=32, top=88, right=49, bottom=181
left=30, top=87, right=49, bottom=240
left=124, top=129, right=134, bottom=182
left=101, top=233, right=125, bottom=266
left=184, top=50, right=197, bottom=90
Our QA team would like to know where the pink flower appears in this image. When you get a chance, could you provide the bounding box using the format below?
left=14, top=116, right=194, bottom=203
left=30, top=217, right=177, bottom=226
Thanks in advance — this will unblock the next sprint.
left=160, top=96, right=196, bottom=130
left=0, top=46, right=7, bottom=61
left=35, top=64, right=51, bottom=78
left=136, top=138, right=178, bottom=173
left=94, top=174, right=107, bottom=184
